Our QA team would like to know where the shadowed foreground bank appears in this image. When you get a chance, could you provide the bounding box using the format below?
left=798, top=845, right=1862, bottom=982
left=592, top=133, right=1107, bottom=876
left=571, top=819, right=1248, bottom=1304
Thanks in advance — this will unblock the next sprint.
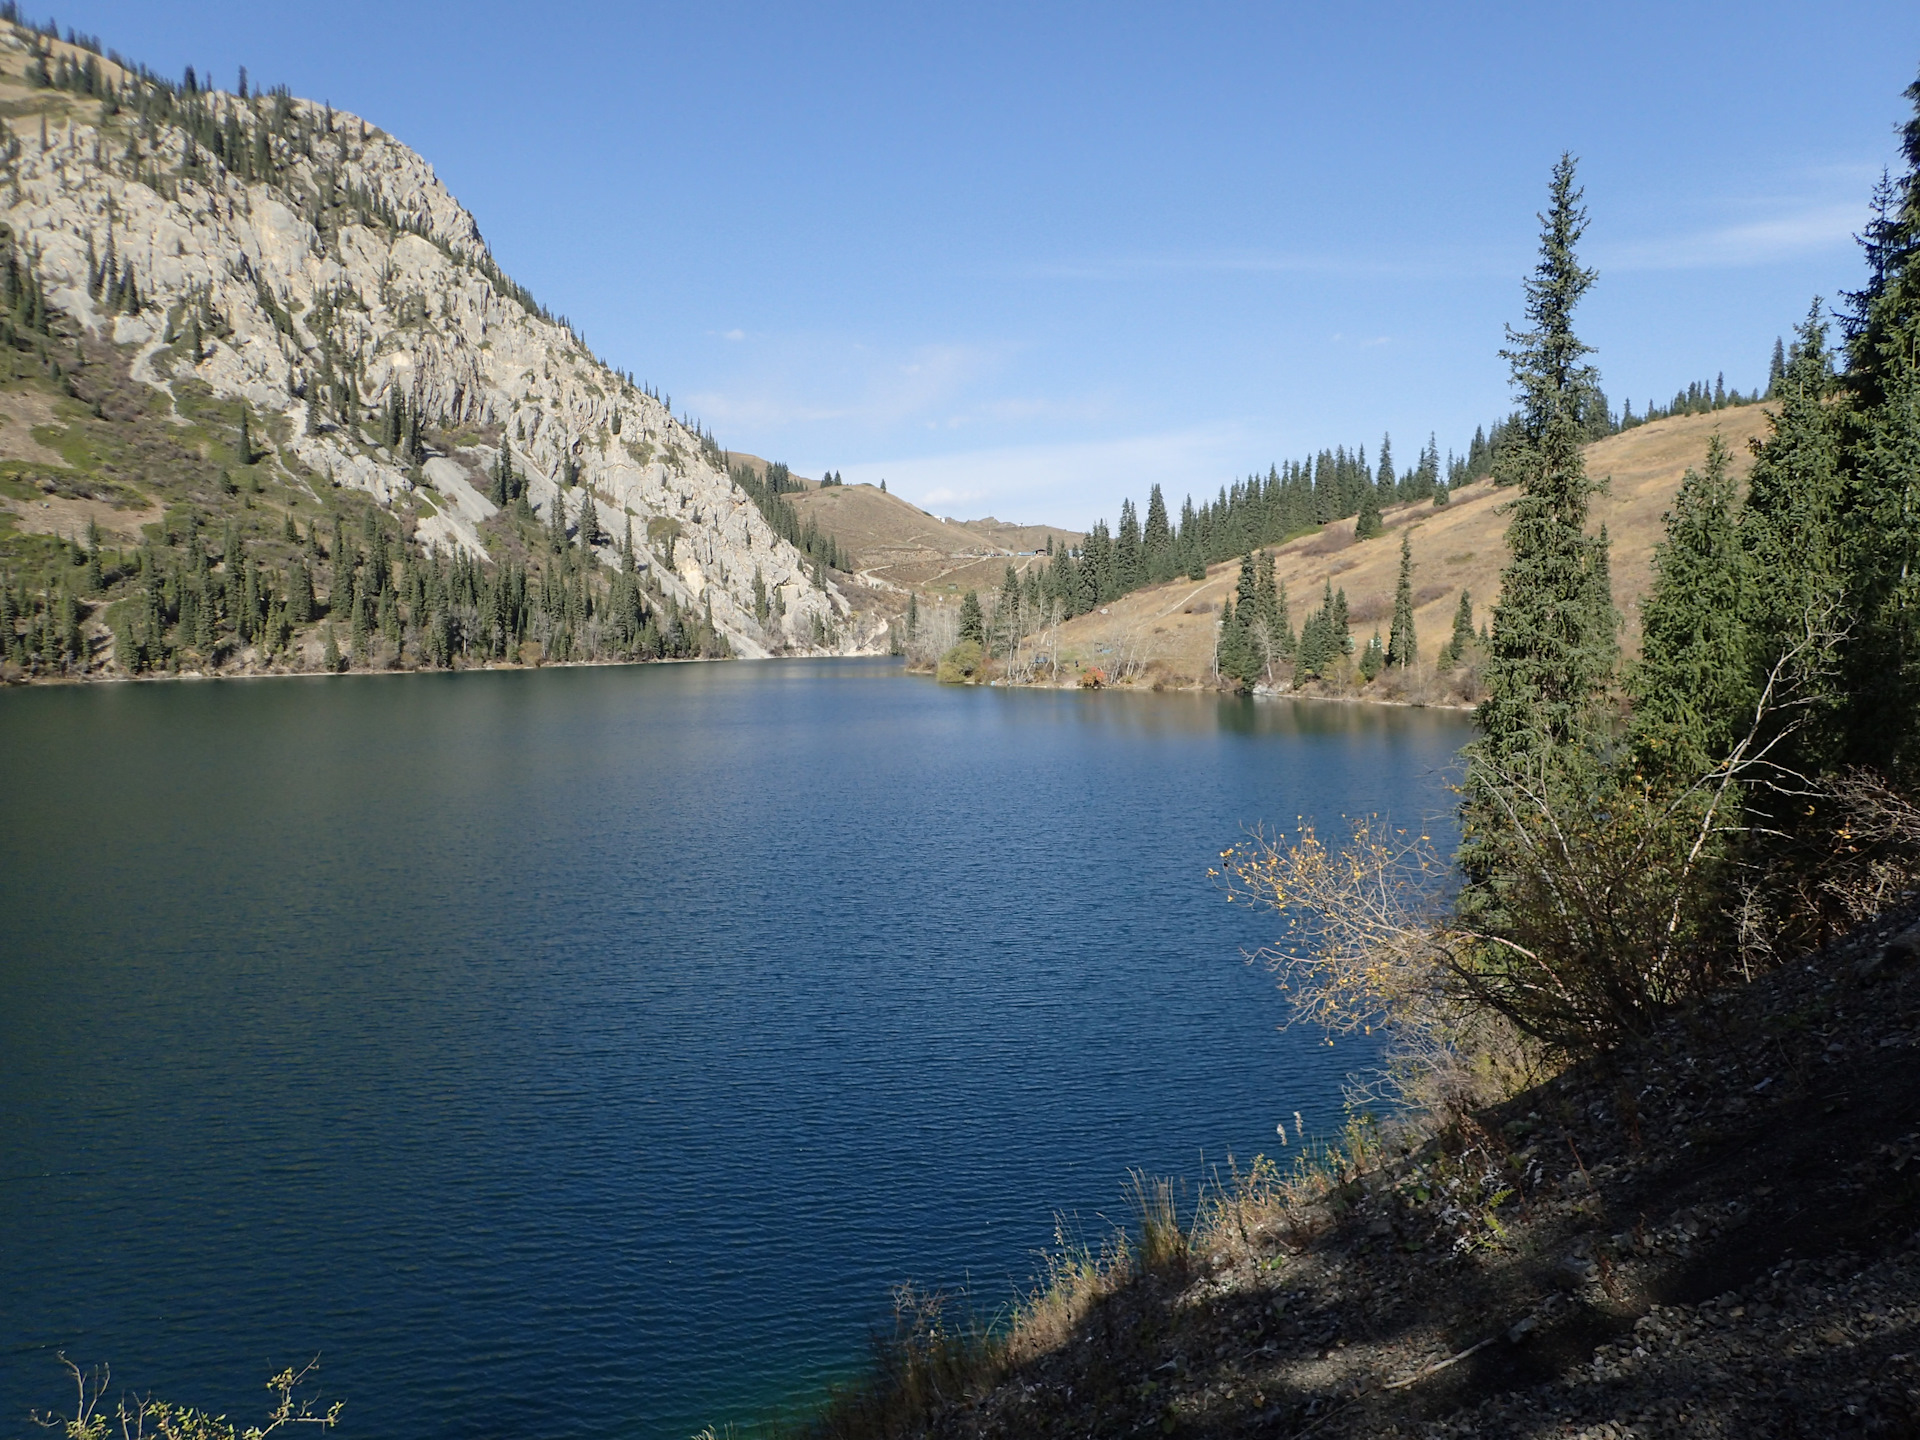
left=783, top=902, right=1920, bottom=1439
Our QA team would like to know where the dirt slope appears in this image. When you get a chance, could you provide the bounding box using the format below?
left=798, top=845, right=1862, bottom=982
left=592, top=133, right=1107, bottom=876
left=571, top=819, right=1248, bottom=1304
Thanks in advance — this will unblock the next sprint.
left=897, top=902, right=1920, bottom=1438
left=1047, top=406, right=1772, bottom=687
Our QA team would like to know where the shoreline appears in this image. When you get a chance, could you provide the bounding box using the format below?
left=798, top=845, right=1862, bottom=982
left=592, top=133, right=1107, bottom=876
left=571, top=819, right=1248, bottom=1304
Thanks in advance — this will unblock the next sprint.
left=904, top=661, right=1479, bottom=713
left=0, top=648, right=891, bottom=689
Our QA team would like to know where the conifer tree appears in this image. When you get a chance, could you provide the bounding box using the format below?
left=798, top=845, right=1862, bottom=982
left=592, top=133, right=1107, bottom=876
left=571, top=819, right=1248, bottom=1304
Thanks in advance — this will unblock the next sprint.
left=1838, top=72, right=1920, bottom=776
left=1475, top=155, right=1616, bottom=765
left=1386, top=529, right=1417, bottom=668
left=1628, top=434, right=1751, bottom=784
left=578, top=491, right=600, bottom=549
left=1359, top=630, right=1385, bottom=681
left=958, top=589, right=984, bottom=645
left=1354, top=480, right=1383, bottom=540
left=1215, top=598, right=1258, bottom=688
left=1446, top=590, right=1474, bottom=665
left=1143, top=483, right=1172, bottom=576
left=1738, top=304, right=1844, bottom=772
left=288, top=561, right=314, bottom=624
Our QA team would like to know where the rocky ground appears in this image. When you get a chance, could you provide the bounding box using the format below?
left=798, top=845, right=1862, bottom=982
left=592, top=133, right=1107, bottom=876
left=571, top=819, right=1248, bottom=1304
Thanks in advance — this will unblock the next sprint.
left=907, top=905, right=1920, bottom=1438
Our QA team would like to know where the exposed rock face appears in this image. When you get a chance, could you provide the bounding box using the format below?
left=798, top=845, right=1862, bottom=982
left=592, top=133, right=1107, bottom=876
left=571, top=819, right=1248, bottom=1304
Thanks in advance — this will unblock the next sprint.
left=0, top=26, right=872, bottom=657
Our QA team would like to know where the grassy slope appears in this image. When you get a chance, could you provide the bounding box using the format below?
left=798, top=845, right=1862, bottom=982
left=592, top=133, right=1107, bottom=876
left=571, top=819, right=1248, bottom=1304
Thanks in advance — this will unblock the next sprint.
left=1018, top=406, right=1770, bottom=689
left=785, top=481, right=1083, bottom=595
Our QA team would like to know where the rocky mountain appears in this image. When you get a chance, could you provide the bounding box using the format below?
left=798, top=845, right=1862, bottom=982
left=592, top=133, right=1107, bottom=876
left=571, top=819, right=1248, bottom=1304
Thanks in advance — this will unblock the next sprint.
left=0, top=16, right=875, bottom=670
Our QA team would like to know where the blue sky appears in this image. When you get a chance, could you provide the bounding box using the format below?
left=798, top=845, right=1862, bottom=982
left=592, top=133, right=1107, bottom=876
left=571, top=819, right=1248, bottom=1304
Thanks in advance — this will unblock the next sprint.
left=60, top=2, right=1920, bottom=524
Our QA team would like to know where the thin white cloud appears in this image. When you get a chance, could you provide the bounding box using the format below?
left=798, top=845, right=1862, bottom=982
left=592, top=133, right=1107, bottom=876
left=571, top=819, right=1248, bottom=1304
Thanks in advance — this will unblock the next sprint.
left=688, top=340, right=1005, bottom=430
left=840, top=426, right=1251, bottom=527
left=1006, top=249, right=1458, bottom=283
left=1601, top=202, right=1866, bottom=272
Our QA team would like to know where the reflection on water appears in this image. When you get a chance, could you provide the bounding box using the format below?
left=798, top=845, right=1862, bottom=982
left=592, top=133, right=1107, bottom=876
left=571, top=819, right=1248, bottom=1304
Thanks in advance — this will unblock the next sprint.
left=0, top=660, right=1470, bottom=1438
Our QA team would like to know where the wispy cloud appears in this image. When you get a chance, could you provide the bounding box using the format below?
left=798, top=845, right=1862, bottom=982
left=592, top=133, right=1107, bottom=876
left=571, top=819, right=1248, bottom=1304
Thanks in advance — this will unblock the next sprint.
left=840, top=426, right=1252, bottom=527
left=1004, top=249, right=1460, bottom=283
left=687, top=340, right=1005, bottom=430
left=686, top=335, right=1126, bottom=442
left=1600, top=201, right=1867, bottom=272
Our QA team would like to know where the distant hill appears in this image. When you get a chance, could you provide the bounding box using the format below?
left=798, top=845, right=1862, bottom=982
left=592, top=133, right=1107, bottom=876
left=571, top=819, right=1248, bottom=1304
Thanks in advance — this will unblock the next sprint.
left=785, top=482, right=1082, bottom=595
left=1016, top=405, right=1772, bottom=688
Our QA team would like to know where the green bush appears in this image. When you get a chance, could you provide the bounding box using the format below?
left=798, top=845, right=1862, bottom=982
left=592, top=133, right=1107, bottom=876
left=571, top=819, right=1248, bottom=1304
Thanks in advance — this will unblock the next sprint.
left=936, top=639, right=985, bottom=684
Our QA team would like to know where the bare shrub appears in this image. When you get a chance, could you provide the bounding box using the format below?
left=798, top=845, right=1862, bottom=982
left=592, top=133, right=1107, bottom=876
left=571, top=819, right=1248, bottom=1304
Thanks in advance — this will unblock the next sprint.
left=901, top=600, right=958, bottom=668
left=33, top=1355, right=342, bottom=1440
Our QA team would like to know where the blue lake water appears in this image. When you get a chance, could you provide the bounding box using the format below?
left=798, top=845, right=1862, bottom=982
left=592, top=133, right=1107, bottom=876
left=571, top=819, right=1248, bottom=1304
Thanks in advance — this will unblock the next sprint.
left=0, top=659, right=1471, bottom=1437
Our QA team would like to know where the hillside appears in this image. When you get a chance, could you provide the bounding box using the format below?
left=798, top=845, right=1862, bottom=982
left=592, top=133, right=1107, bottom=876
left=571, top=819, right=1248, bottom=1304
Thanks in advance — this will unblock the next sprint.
left=785, top=481, right=1081, bottom=595
left=1031, top=406, right=1770, bottom=690
left=800, top=900, right=1920, bottom=1437
left=0, top=21, right=865, bottom=678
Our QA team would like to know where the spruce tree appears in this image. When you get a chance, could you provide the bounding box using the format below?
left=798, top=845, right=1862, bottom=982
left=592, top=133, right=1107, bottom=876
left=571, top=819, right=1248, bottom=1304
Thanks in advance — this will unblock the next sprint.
left=957, top=589, right=984, bottom=645
left=1475, top=154, right=1616, bottom=765
left=1359, top=630, right=1385, bottom=681
left=1386, top=529, right=1417, bottom=668
left=1628, top=434, right=1752, bottom=784
left=1353, top=481, right=1383, bottom=540
left=1143, top=485, right=1172, bottom=569
left=1446, top=590, right=1474, bottom=665
left=1838, top=73, right=1920, bottom=776
left=1738, top=303, right=1844, bottom=772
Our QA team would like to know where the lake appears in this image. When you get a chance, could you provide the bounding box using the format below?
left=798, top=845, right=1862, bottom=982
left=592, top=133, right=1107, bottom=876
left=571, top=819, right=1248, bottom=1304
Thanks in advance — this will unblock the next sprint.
left=0, top=660, right=1471, bottom=1438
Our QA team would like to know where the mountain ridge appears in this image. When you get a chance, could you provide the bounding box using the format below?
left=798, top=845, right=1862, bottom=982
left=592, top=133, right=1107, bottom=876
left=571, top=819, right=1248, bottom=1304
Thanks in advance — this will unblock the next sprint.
left=0, top=17, right=874, bottom=669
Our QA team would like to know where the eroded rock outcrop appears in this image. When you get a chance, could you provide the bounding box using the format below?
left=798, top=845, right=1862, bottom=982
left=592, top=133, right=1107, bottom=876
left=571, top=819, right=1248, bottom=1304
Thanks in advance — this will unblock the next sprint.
left=1, top=25, right=871, bottom=657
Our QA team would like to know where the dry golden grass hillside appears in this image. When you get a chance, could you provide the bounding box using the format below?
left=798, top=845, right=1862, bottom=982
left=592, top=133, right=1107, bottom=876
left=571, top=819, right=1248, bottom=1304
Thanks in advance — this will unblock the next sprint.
left=1045, top=405, right=1771, bottom=688
left=785, top=481, right=1081, bottom=594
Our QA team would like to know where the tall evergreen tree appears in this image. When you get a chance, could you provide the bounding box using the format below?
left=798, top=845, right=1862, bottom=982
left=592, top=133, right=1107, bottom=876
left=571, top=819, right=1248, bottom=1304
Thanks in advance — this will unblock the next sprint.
left=1353, top=481, right=1383, bottom=540
left=957, top=589, right=984, bottom=645
left=1143, top=483, right=1172, bottom=576
left=1628, top=434, right=1752, bottom=784
left=1737, top=304, right=1845, bottom=777
left=1475, top=154, right=1616, bottom=765
left=1386, top=529, right=1417, bottom=668
left=1838, top=71, right=1920, bottom=777
left=1444, top=590, right=1474, bottom=667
